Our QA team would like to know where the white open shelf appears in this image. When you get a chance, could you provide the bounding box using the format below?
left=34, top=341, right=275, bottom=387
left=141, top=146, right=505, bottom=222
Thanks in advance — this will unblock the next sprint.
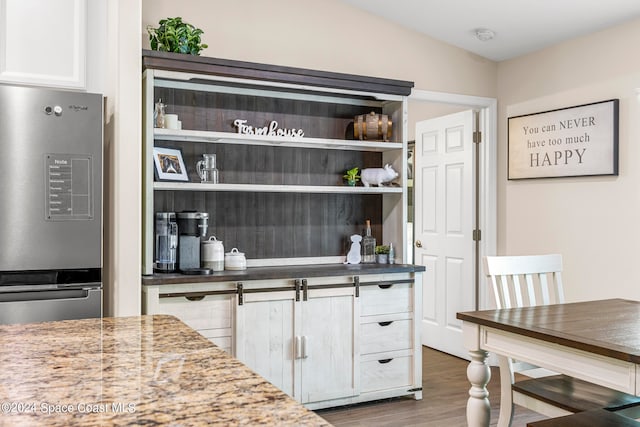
left=154, top=128, right=402, bottom=152
left=154, top=182, right=402, bottom=194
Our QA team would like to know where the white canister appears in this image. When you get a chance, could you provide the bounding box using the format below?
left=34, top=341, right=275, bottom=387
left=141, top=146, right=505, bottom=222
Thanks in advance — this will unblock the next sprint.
left=201, top=236, right=224, bottom=271
left=225, top=248, right=246, bottom=270
left=164, top=114, right=179, bottom=129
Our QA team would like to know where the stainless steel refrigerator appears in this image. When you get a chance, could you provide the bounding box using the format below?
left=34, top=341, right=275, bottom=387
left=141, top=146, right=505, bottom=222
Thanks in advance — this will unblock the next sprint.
left=0, top=84, right=103, bottom=324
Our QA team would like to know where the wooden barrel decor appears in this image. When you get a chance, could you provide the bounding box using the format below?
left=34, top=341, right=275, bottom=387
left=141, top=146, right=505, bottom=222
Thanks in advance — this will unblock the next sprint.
left=354, top=111, right=392, bottom=141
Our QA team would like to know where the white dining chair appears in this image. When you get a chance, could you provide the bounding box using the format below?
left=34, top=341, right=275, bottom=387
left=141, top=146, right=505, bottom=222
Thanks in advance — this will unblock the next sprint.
left=484, top=254, right=640, bottom=427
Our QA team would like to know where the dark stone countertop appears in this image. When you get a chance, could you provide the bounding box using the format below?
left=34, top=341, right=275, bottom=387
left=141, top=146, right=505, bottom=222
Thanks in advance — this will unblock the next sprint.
left=142, top=263, right=425, bottom=286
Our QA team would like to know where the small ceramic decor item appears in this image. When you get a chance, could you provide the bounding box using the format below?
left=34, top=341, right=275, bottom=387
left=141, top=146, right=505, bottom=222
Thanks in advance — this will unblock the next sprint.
left=360, top=164, right=399, bottom=187
left=225, top=248, right=247, bottom=270
left=345, top=234, right=362, bottom=264
left=154, top=99, right=166, bottom=128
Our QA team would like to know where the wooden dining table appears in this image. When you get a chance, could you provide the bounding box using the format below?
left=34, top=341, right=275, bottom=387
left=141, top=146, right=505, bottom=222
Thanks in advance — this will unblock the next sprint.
left=456, top=298, right=640, bottom=427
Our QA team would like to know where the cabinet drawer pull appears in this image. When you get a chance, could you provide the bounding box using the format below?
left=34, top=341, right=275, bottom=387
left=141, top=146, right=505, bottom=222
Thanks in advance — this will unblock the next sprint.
left=378, top=283, right=393, bottom=289
left=302, top=279, right=308, bottom=301
left=185, top=295, right=205, bottom=302
left=378, top=358, right=393, bottom=364
left=378, top=321, right=393, bottom=327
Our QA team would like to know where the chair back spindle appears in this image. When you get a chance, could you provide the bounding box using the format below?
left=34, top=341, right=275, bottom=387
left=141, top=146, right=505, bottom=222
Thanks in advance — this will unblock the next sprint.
left=484, top=254, right=564, bottom=309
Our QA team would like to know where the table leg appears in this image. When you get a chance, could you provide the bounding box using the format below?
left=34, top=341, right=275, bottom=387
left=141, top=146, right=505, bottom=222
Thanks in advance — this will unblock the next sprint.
left=467, top=349, right=491, bottom=427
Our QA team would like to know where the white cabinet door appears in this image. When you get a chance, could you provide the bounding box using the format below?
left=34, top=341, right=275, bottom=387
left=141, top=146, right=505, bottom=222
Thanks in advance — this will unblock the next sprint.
left=235, top=290, right=300, bottom=399
left=300, top=286, right=358, bottom=403
left=235, top=282, right=358, bottom=405
left=0, top=0, right=86, bottom=88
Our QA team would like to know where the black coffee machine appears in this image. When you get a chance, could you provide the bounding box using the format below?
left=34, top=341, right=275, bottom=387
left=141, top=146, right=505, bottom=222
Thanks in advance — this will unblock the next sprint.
left=176, top=211, right=210, bottom=274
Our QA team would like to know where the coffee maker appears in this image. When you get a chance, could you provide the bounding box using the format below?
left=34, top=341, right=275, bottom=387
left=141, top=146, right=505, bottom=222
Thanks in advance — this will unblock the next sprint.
left=154, top=212, right=178, bottom=273
left=176, top=211, right=210, bottom=274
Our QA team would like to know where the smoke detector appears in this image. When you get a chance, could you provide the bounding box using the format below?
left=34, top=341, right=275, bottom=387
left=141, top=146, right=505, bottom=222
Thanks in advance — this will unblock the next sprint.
left=474, top=28, right=495, bottom=42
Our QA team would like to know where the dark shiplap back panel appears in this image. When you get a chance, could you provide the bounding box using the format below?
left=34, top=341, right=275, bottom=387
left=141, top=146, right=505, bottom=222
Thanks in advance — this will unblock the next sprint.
left=155, top=191, right=382, bottom=259
left=153, top=88, right=385, bottom=259
left=157, top=87, right=396, bottom=142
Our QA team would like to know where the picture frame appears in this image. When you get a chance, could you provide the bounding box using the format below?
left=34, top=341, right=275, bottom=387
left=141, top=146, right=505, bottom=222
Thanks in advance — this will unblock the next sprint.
left=153, top=147, right=189, bottom=182
left=508, top=99, right=619, bottom=180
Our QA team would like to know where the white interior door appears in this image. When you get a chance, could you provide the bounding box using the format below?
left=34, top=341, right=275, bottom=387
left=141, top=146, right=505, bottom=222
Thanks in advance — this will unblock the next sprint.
left=415, top=110, right=476, bottom=359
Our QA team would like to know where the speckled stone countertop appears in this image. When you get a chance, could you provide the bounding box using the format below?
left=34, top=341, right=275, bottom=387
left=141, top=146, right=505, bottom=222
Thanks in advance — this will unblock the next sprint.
left=0, top=315, right=331, bottom=426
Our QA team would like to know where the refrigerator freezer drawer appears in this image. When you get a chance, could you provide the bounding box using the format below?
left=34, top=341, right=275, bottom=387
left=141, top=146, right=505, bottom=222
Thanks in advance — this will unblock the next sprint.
left=0, top=288, right=102, bottom=325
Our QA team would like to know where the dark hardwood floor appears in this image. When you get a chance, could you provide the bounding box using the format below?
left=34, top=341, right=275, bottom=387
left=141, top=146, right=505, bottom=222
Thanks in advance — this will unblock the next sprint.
left=315, top=346, right=547, bottom=427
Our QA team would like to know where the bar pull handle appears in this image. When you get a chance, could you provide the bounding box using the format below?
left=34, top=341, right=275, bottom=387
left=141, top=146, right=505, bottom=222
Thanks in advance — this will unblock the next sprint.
left=302, top=335, right=309, bottom=359
left=295, top=336, right=302, bottom=359
left=237, top=282, right=244, bottom=305
left=302, top=279, right=308, bottom=302
left=354, top=276, right=360, bottom=298
left=295, top=279, right=301, bottom=302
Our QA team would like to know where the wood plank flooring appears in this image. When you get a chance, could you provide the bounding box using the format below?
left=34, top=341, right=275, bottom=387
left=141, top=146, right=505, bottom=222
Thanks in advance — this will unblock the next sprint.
left=315, top=346, right=547, bottom=427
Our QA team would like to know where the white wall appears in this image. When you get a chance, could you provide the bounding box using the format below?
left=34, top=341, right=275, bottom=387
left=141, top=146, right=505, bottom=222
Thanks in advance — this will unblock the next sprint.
left=497, top=18, right=640, bottom=302
left=141, top=0, right=497, bottom=97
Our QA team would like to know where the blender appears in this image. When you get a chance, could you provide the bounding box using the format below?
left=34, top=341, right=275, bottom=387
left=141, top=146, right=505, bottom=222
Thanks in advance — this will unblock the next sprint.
left=177, top=211, right=211, bottom=274
left=154, top=212, right=178, bottom=273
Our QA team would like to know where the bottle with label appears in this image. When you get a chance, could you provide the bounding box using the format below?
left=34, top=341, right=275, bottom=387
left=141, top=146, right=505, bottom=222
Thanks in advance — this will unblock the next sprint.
left=362, top=219, right=376, bottom=263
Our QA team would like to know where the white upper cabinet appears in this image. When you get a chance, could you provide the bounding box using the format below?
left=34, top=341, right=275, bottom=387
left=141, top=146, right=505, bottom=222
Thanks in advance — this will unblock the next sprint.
left=0, top=0, right=86, bottom=89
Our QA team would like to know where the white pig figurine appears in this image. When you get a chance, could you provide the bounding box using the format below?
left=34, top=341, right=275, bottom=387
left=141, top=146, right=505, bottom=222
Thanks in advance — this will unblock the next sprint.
left=360, top=164, right=399, bottom=187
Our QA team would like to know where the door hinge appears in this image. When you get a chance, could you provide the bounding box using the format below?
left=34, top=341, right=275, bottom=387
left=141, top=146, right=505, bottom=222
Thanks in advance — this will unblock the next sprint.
left=473, top=130, right=482, bottom=144
left=473, top=229, right=482, bottom=241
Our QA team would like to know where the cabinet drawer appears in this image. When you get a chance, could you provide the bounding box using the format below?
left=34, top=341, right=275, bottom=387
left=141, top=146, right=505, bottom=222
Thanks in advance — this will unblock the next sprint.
left=361, top=319, right=412, bottom=354
left=360, top=282, right=413, bottom=316
left=199, top=329, right=232, bottom=354
left=157, top=295, right=233, bottom=331
left=361, top=356, right=412, bottom=392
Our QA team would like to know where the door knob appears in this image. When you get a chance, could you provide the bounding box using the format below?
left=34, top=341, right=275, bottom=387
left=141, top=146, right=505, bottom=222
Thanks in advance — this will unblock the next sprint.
left=415, top=240, right=422, bottom=248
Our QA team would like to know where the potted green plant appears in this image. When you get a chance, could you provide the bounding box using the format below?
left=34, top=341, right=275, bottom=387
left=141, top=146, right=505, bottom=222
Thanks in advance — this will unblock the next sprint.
left=343, top=167, right=360, bottom=186
left=147, top=17, right=208, bottom=56
left=375, top=245, right=390, bottom=263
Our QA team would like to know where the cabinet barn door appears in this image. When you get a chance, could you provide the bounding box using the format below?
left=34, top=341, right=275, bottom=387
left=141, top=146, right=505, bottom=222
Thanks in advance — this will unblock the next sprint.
left=300, top=287, right=358, bottom=403
left=235, top=290, right=300, bottom=398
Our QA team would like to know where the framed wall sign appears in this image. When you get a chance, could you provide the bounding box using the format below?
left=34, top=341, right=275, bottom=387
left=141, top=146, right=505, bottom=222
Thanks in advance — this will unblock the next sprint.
left=153, top=147, right=189, bottom=181
left=508, top=99, right=619, bottom=179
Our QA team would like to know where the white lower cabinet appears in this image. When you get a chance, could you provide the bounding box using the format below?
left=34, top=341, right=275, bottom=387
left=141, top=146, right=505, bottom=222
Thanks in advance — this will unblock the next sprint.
left=142, top=271, right=422, bottom=408
left=235, top=278, right=357, bottom=408
left=142, top=283, right=236, bottom=354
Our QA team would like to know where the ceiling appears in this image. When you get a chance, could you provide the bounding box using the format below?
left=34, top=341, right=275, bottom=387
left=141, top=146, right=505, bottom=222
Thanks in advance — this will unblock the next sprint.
left=341, top=0, right=640, bottom=61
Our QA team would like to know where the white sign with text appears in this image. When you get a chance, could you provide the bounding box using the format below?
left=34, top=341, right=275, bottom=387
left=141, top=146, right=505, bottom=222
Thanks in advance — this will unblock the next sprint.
left=508, top=99, right=618, bottom=179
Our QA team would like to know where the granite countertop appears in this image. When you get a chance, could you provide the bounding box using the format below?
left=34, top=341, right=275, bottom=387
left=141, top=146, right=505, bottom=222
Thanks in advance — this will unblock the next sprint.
left=142, top=263, right=426, bottom=286
left=0, top=315, right=330, bottom=426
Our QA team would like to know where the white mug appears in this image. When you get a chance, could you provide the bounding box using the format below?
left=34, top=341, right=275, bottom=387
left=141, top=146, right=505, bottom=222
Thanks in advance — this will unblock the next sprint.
left=164, top=114, right=179, bottom=129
